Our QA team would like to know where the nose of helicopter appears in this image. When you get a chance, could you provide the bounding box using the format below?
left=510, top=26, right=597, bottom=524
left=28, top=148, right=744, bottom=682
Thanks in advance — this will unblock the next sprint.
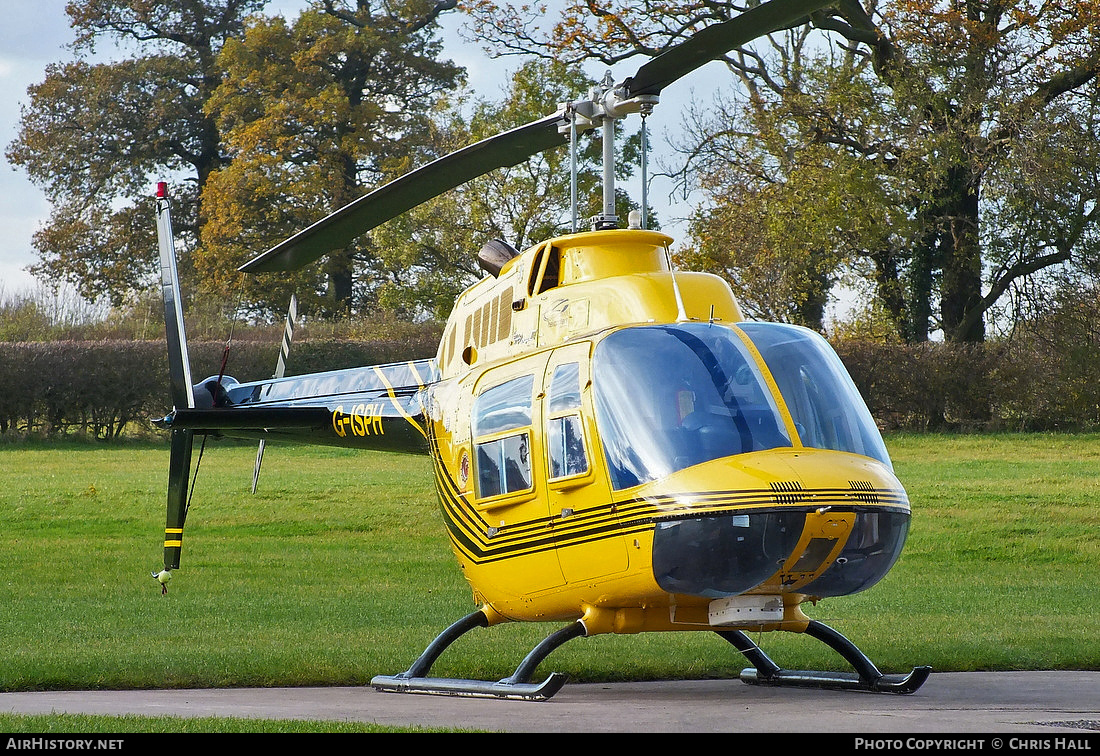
left=642, top=448, right=911, bottom=601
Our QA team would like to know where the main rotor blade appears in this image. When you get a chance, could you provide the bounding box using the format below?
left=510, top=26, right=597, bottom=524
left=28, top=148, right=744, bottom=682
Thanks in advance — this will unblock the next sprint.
left=240, top=112, right=568, bottom=273
left=240, top=0, right=833, bottom=274
left=623, top=0, right=836, bottom=97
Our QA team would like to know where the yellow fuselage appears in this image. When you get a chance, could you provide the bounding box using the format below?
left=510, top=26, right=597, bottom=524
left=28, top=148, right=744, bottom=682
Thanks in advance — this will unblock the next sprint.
left=425, top=229, right=910, bottom=635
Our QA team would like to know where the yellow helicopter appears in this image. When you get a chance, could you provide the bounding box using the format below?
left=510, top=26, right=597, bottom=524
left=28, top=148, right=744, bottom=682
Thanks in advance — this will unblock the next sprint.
left=152, top=0, right=931, bottom=700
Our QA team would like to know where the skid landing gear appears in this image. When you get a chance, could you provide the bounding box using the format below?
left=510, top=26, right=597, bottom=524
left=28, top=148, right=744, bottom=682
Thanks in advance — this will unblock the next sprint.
left=372, top=612, right=929, bottom=701
left=718, top=619, right=932, bottom=694
left=371, top=610, right=586, bottom=701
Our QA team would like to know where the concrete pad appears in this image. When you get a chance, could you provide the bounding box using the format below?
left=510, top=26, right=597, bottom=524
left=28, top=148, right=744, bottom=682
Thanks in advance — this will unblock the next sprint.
left=2, top=672, right=1099, bottom=733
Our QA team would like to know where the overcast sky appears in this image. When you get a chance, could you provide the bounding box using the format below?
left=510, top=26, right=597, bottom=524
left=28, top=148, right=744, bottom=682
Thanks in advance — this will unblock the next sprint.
left=0, top=1, right=707, bottom=300
left=1, top=0, right=74, bottom=294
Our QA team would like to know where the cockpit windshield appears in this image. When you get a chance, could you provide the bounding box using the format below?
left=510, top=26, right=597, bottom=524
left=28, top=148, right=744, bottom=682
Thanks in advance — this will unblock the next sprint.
left=738, top=322, right=891, bottom=468
left=593, top=323, right=791, bottom=489
left=593, top=323, right=890, bottom=490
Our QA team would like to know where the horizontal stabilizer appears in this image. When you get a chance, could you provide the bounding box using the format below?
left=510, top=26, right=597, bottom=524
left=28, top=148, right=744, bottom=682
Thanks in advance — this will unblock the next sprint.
left=155, top=406, right=332, bottom=431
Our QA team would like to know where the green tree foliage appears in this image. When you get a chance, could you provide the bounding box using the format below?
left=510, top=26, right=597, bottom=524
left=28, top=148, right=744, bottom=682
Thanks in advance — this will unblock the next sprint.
left=369, top=58, right=645, bottom=319
left=6, top=0, right=267, bottom=308
left=818, top=0, right=1100, bottom=342
left=672, top=49, right=909, bottom=330
left=200, top=0, right=463, bottom=319
left=9, top=0, right=648, bottom=322
left=464, top=0, right=1100, bottom=342
left=8, top=0, right=464, bottom=319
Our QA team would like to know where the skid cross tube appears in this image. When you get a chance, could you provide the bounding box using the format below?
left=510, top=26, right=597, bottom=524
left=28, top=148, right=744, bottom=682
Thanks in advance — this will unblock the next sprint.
left=370, top=611, right=584, bottom=700
left=718, top=620, right=932, bottom=694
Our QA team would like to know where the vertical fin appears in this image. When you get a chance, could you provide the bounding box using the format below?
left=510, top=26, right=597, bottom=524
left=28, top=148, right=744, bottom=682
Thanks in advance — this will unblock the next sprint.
left=163, top=429, right=194, bottom=574
left=156, top=182, right=194, bottom=410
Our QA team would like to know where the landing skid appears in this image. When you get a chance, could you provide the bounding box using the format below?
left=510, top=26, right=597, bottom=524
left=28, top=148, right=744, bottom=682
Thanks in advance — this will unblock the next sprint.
left=372, top=612, right=929, bottom=701
left=371, top=610, right=585, bottom=701
left=718, top=619, right=932, bottom=694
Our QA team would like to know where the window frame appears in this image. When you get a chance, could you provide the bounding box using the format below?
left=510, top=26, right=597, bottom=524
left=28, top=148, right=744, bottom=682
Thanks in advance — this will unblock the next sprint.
left=472, top=374, right=537, bottom=504
left=544, top=360, right=594, bottom=489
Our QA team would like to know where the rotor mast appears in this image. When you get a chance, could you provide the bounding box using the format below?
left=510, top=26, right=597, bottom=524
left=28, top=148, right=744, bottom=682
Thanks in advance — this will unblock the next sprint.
left=562, top=71, right=658, bottom=231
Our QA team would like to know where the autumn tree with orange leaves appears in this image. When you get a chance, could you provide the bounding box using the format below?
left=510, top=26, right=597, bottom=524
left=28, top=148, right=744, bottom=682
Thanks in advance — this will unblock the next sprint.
left=9, top=0, right=462, bottom=319
left=199, top=1, right=462, bottom=318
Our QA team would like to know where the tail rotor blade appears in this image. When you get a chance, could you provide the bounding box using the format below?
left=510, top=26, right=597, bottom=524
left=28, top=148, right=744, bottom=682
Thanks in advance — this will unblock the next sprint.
left=274, top=294, right=298, bottom=379
left=154, top=182, right=197, bottom=585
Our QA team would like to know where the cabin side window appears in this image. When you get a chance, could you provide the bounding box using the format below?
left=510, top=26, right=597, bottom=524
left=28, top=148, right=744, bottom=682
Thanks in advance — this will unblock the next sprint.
left=472, top=375, right=535, bottom=499
left=546, top=362, right=589, bottom=480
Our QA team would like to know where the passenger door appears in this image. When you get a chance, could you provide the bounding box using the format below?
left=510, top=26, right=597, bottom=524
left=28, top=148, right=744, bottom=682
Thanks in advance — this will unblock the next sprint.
left=469, top=353, right=565, bottom=595
left=542, top=343, right=629, bottom=582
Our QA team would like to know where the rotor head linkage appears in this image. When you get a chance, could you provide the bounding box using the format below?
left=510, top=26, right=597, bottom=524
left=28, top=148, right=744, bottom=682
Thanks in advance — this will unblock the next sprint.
left=559, top=72, right=660, bottom=230
left=560, top=72, right=660, bottom=133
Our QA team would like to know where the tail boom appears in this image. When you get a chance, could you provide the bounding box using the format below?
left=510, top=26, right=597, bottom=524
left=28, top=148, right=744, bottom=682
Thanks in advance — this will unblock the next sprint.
left=154, top=360, right=435, bottom=455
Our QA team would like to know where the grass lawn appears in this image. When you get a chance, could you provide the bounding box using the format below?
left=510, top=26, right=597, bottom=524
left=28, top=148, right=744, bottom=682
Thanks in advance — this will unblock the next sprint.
left=2, top=432, right=1097, bottom=704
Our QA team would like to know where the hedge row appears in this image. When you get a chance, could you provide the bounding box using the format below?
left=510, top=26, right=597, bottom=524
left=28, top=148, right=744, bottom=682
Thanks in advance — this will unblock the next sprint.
left=0, top=335, right=440, bottom=440
left=1, top=333, right=1096, bottom=440
left=834, top=338, right=1100, bottom=432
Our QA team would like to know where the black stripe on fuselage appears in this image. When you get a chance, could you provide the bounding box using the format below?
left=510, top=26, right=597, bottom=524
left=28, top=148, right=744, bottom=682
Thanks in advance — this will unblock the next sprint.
left=426, top=431, right=909, bottom=566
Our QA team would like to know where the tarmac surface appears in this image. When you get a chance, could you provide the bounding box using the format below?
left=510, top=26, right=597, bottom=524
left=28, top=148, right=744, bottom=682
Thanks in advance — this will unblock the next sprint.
left=3, top=671, right=1099, bottom=733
